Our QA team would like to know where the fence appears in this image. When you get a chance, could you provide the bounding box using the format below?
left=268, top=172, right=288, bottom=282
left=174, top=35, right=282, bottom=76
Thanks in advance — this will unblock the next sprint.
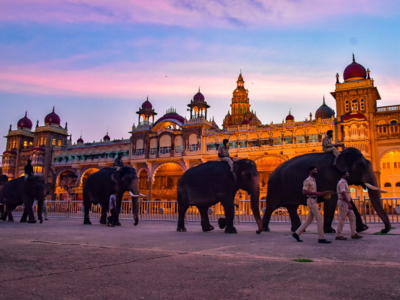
left=6, top=196, right=400, bottom=224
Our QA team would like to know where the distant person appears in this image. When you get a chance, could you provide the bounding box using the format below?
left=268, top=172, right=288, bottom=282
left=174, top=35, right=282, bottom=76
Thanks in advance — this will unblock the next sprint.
left=107, top=192, right=117, bottom=227
left=292, top=166, right=331, bottom=244
left=336, top=171, right=363, bottom=240
left=24, top=160, right=34, bottom=179
left=113, top=152, right=124, bottom=170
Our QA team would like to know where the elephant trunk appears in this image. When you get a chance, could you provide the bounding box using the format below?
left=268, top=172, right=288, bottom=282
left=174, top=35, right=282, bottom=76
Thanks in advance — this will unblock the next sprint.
left=364, top=171, right=391, bottom=233
left=249, top=175, right=263, bottom=234
left=129, top=178, right=140, bottom=226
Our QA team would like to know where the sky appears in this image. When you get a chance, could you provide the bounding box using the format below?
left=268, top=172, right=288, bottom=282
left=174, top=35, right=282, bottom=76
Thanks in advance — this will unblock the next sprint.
left=1, top=0, right=400, bottom=153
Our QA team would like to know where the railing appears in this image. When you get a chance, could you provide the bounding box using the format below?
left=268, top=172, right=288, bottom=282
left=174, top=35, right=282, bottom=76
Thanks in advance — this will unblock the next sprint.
left=5, top=197, right=399, bottom=224
left=377, top=105, right=400, bottom=113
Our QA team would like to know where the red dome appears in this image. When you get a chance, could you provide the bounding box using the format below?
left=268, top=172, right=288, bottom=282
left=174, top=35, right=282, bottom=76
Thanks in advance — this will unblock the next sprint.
left=241, top=119, right=249, bottom=125
left=193, top=89, right=205, bottom=102
left=141, top=98, right=153, bottom=109
left=343, top=55, right=366, bottom=81
left=286, top=110, right=294, bottom=121
left=343, top=113, right=366, bottom=121
left=17, top=112, right=32, bottom=130
left=45, top=107, right=61, bottom=125
left=103, top=133, right=110, bottom=141
left=77, top=137, right=84, bottom=144
left=154, top=110, right=185, bottom=125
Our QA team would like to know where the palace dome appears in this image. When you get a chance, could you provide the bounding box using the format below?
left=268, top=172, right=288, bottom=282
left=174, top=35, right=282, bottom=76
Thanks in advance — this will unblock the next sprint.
left=241, top=119, right=249, bottom=125
left=343, top=54, right=367, bottom=82
left=193, top=89, right=205, bottom=102
left=77, top=136, right=84, bottom=144
left=45, top=107, right=61, bottom=125
left=103, top=133, right=110, bottom=141
left=285, top=110, right=294, bottom=121
left=141, top=98, right=153, bottom=109
left=17, top=112, right=32, bottom=130
left=154, top=109, right=185, bottom=125
left=315, top=97, right=334, bottom=119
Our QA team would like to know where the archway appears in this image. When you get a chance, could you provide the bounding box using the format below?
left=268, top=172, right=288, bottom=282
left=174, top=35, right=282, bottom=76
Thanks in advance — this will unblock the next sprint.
left=151, top=163, right=184, bottom=200
left=255, top=156, right=286, bottom=199
left=380, top=150, right=400, bottom=198
left=80, top=168, right=100, bottom=186
left=56, top=170, right=78, bottom=200
left=138, top=168, right=149, bottom=193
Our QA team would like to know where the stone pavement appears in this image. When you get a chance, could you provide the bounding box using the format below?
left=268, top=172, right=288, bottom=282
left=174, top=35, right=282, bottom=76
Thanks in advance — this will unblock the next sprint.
left=0, top=219, right=399, bottom=300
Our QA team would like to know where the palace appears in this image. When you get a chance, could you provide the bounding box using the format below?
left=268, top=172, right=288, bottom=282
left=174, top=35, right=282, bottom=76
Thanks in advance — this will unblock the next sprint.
left=2, top=55, right=400, bottom=202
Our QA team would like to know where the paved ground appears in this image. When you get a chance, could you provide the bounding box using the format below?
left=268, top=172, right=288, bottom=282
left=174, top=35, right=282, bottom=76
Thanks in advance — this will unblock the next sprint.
left=0, top=219, right=399, bottom=300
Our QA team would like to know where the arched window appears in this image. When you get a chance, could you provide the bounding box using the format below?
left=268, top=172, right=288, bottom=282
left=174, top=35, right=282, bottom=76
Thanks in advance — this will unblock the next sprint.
left=390, top=120, right=398, bottom=125
left=351, top=100, right=358, bottom=111
left=396, top=182, right=400, bottom=187
left=384, top=182, right=392, bottom=188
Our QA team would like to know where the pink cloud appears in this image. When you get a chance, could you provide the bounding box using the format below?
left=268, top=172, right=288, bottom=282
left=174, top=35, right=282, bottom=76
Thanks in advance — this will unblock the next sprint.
left=0, top=0, right=399, bottom=27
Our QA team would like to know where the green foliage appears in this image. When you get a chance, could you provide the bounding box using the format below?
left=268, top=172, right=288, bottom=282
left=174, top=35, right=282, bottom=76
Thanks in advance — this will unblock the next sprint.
left=293, top=259, right=313, bottom=263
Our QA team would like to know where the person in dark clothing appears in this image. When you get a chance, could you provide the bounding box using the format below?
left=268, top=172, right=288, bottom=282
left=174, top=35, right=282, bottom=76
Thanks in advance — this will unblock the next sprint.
left=113, top=152, right=124, bottom=170
left=107, top=192, right=117, bottom=227
left=24, top=160, right=34, bottom=179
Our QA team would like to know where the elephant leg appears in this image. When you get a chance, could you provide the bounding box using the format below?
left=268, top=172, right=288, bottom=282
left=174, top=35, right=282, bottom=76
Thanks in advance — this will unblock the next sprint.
left=26, top=200, right=36, bottom=223
left=1, top=205, right=7, bottom=221
left=287, top=205, right=301, bottom=232
left=83, top=204, right=91, bottom=225
left=262, top=205, right=275, bottom=232
left=351, top=200, right=368, bottom=232
left=177, top=201, right=189, bottom=232
left=323, top=198, right=336, bottom=233
left=100, top=209, right=107, bottom=225
left=20, top=206, right=28, bottom=223
left=112, top=196, right=122, bottom=226
left=198, top=206, right=214, bottom=232
left=0, top=204, right=4, bottom=220
left=222, top=201, right=237, bottom=234
left=7, top=205, right=16, bottom=222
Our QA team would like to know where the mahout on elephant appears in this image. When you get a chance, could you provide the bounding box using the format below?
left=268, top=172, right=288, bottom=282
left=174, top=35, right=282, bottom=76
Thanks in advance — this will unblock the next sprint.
left=0, top=176, right=46, bottom=223
left=0, top=174, right=9, bottom=219
left=83, top=166, right=145, bottom=226
left=262, top=148, right=391, bottom=234
left=177, top=159, right=263, bottom=234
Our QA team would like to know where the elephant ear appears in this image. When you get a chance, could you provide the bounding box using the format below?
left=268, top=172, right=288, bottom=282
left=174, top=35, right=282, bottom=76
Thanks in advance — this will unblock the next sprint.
left=335, top=153, right=349, bottom=173
left=335, top=148, right=363, bottom=173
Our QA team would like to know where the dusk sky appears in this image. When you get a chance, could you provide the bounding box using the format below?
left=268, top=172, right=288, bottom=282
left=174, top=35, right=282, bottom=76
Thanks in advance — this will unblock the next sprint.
left=1, top=0, right=400, bottom=153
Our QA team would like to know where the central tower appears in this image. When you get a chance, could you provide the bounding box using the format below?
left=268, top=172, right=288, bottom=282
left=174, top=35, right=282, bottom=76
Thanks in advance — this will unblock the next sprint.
left=223, top=72, right=261, bottom=129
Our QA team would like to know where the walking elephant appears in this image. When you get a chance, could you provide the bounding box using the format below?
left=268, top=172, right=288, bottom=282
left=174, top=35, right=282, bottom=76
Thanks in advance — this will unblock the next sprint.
left=83, top=166, right=145, bottom=226
left=0, top=176, right=46, bottom=223
left=0, top=174, right=9, bottom=219
left=177, top=159, right=263, bottom=234
left=262, top=148, right=391, bottom=234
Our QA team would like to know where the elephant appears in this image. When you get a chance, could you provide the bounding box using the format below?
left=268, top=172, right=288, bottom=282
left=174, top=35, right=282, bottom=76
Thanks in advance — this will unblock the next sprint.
left=0, top=174, right=9, bottom=219
left=262, top=147, right=391, bottom=234
left=0, top=176, right=46, bottom=223
left=83, top=166, right=145, bottom=226
left=176, top=159, right=263, bottom=234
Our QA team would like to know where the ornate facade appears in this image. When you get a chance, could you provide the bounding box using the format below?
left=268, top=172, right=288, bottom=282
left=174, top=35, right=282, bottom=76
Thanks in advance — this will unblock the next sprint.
left=2, top=55, right=400, bottom=201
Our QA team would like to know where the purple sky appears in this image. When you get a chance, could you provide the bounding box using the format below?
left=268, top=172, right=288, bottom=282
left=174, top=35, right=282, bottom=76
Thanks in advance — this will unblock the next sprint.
left=1, top=0, right=400, bottom=153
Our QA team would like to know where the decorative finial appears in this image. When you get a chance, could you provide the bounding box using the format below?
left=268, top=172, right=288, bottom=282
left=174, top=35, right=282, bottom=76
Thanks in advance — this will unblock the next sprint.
left=25, top=111, right=27, bottom=117
left=52, top=106, right=55, bottom=112
left=147, top=96, right=148, bottom=101
left=36, top=120, right=39, bottom=127
left=289, top=108, right=291, bottom=115
left=9, top=124, right=12, bottom=131
left=65, top=122, right=68, bottom=129
left=352, top=53, right=355, bottom=62
left=367, top=68, right=370, bottom=79
left=336, top=73, right=339, bottom=84
left=198, top=86, right=200, bottom=93
left=323, top=95, right=325, bottom=105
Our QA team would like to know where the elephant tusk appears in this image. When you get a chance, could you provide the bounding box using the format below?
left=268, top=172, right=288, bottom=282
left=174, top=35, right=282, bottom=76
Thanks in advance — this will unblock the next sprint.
left=364, top=183, right=388, bottom=193
left=129, top=192, right=140, bottom=197
left=139, top=193, right=148, bottom=197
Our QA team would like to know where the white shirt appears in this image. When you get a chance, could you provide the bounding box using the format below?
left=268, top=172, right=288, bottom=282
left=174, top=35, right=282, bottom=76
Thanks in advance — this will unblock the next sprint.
left=109, top=194, right=117, bottom=210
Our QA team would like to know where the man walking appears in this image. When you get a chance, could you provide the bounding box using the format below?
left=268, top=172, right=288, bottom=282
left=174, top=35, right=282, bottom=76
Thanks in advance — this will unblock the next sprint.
left=336, top=171, right=363, bottom=240
left=292, top=166, right=331, bottom=243
left=322, top=130, right=342, bottom=165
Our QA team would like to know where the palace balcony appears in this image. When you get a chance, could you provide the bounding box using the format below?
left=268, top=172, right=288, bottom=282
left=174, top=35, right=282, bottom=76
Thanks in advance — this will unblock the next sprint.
left=377, top=105, right=400, bottom=113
